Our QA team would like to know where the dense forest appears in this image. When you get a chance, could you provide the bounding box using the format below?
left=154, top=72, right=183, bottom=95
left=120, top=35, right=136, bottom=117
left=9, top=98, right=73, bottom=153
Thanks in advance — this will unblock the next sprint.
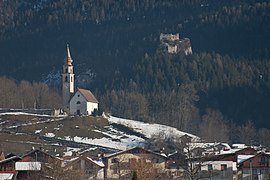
left=0, top=0, right=270, bottom=144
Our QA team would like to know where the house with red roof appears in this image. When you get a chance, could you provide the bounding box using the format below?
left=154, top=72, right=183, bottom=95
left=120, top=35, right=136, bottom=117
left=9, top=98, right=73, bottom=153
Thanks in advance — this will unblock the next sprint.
left=62, top=155, right=104, bottom=179
left=237, top=152, right=270, bottom=180
left=102, top=147, right=168, bottom=179
left=0, top=151, right=21, bottom=180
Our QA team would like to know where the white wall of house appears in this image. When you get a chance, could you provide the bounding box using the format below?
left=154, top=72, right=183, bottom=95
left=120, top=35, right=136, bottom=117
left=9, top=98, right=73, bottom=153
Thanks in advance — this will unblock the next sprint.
left=69, top=91, right=98, bottom=115
left=97, top=169, right=104, bottom=179
left=201, top=161, right=237, bottom=171
left=15, top=162, right=41, bottom=171
left=86, top=102, right=98, bottom=114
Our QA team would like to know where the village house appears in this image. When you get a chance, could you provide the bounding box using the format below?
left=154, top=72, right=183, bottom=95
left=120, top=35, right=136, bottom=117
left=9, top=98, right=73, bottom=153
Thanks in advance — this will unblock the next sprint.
left=16, top=149, right=61, bottom=179
left=200, top=153, right=237, bottom=179
left=62, top=155, right=104, bottom=179
left=20, top=149, right=58, bottom=163
left=2, top=157, right=22, bottom=173
left=102, top=147, right=168, bottom=179
left=197, top=146, right=258, bottom=179
left=237, top=152, right=270, bottom=180
left=166, top=151, right=186, bottom=178
left=0, top=152, right=21, bottom=180
left=62, top=45, right=99, bottom=115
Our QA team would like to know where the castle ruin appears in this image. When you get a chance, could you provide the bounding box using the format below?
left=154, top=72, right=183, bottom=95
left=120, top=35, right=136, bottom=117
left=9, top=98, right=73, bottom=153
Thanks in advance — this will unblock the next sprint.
left=159, top=33, right=192, bottom=55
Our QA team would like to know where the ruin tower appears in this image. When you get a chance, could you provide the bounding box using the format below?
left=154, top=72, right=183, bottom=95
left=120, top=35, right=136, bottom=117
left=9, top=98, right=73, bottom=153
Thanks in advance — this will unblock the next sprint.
left=62, top=44, right=75, bottom=112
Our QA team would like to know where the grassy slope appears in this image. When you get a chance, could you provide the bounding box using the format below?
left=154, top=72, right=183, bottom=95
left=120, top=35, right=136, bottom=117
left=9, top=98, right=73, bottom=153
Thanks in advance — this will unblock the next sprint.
left=0, top=115, right=110, bottom=155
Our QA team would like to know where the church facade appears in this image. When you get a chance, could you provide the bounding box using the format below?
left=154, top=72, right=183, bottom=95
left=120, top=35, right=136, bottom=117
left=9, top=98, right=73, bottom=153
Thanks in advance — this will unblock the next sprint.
left=62, top=45, right=98, bottom=115
left=69, top=88, right=99, bottom=115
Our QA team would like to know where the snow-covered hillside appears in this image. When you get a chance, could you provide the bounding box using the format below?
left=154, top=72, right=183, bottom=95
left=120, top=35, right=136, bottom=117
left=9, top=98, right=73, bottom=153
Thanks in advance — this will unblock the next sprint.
left=61, top=116, right=199, bottom=151
left=108, top=116, right=199, bottom=141
left=0, top=112, right=199, bottom=154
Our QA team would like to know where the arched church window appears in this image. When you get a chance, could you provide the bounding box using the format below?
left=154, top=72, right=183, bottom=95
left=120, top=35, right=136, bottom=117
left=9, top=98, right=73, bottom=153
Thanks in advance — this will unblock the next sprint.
left=71, top=77, right=72, bottom=82
left=65, top=76, right=68, bottom=82
left=65, top=68, right=68, bottom=73
left=76, top=101, right=81, bottom=104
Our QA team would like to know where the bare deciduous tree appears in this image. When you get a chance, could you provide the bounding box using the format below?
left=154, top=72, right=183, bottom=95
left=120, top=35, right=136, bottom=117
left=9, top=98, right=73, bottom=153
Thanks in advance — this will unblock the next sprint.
left=27, top=158, right=86, bottom=180
left=18, top=80, right=35, bottom=108
left=257, top=128, right=270, bottom=146
left=130, top=158, right=161, bottom=180
left=238, top=120, right=257, bottom=145
left=0, top=76, right=61, bottom=109
left=199, top=109, right=229, bottom=142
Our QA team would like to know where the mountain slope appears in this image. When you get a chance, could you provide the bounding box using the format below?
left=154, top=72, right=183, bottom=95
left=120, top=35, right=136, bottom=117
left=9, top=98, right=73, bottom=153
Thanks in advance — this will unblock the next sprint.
left=0, top=0, right=269, bottom=81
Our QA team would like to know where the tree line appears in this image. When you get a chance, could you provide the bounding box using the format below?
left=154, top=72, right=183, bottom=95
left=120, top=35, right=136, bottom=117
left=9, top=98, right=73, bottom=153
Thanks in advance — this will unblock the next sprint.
left=0, top=77, right=61, bottom=109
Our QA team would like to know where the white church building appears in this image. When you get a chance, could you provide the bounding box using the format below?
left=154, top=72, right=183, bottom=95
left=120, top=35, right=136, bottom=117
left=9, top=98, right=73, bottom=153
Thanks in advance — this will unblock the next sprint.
left=62, top=45, right=98, bottom=115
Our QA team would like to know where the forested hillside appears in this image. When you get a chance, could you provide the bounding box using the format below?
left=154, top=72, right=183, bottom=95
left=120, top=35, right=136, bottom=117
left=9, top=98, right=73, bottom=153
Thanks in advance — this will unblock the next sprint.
left=0, top=0, right=270, bottom=143
left=0, top=0, right=269, bottom=80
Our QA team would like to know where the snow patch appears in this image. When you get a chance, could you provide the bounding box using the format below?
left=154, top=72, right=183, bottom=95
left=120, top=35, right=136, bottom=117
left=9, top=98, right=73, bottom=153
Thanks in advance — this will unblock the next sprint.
left=108, top=116, right=198, bottom=141
left=63, top=135, right=144, bottom=151
left=35, top=129, right=42, bottom=134
left=44, top=133, right=55, bottom=138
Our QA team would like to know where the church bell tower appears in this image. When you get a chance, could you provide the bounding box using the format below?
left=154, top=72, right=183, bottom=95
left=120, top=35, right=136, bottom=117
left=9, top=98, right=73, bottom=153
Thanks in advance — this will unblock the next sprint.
left=62, top=44, right=75, bottom=111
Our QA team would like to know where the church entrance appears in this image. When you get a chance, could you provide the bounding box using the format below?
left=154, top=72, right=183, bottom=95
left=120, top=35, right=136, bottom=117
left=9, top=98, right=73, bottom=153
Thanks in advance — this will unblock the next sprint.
left=77, top=110, right=80, bottom=115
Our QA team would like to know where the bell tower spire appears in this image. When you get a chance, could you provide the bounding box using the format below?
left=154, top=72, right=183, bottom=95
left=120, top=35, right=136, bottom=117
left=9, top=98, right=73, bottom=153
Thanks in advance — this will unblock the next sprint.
left=65, top=44, right=73, bottom=66
left=62, top=44, right=75, bottom=112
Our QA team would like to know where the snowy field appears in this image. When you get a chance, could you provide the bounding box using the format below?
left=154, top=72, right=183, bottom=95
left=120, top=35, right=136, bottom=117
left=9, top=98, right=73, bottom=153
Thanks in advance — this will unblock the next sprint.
left=108, top=116, right=198, bottom=140
left=61, top=116, right=199, bottom=151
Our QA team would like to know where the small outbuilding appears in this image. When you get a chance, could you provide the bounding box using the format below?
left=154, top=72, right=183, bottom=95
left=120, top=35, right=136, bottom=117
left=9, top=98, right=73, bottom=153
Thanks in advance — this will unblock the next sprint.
left=69, top=88, right=99, bottom=115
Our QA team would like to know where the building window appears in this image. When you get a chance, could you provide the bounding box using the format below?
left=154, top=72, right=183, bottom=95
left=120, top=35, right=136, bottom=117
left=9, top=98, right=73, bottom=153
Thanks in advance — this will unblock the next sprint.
left=65, top=68, right=68, bottom=73
left=71, top=77, right=73, bottom=82
left=260, top=156, right=267, bottom=165
left=77, top=101, right=81, bottom=104
left=252, top=168, right=257, bottom=174
left=133, top=149, right=141, bottom=154
left=78, top=94, right=80, bottom=97
left=65, top=76, right=68, bottom=82
left=221, top=164, right=227, bottom=171
left=112, top=158, right=119, bottom=163
left=261, top=169, right=268, bottom=174
left=208, top=164, right=213, bottom=171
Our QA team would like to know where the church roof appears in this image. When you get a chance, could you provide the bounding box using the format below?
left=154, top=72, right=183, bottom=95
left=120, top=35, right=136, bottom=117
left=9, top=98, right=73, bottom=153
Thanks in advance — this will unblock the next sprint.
left=77, top=88, right=99, bottom=103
